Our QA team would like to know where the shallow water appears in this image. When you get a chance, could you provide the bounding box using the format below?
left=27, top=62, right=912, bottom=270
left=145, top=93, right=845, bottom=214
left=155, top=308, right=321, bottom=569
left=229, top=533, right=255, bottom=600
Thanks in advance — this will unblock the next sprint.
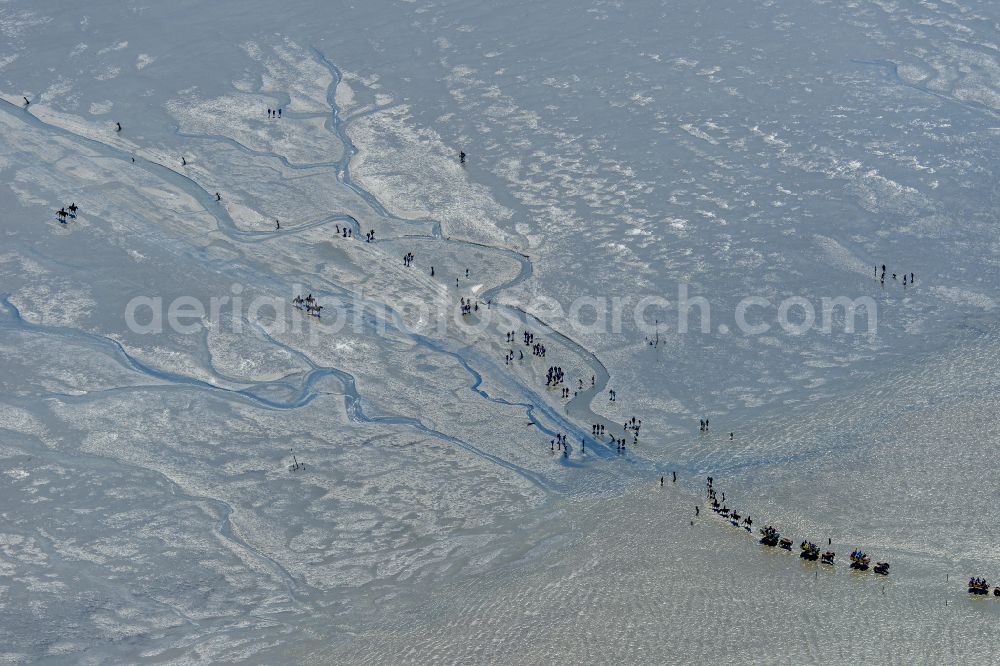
left=1, top=0, right=999, bottom=662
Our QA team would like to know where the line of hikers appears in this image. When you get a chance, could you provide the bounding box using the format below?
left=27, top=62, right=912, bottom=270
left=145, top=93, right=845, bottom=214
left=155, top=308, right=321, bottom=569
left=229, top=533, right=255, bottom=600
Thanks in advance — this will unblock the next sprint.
left=876, top=264, right=914, bottom=287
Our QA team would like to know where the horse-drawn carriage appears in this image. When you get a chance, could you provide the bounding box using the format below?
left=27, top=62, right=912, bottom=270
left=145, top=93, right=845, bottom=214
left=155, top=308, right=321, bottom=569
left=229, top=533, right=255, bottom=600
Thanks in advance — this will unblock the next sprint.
left=759, top=526, right=780, bottom=547
left=968, top=577, right=990, bottom=595
left=799, top=541, right=820, bottom=561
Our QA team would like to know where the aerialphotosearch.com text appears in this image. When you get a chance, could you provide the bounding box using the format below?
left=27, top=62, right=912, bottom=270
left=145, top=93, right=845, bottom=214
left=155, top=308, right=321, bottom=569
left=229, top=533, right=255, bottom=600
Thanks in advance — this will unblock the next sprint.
left=125, top=283, right=878, bottom=341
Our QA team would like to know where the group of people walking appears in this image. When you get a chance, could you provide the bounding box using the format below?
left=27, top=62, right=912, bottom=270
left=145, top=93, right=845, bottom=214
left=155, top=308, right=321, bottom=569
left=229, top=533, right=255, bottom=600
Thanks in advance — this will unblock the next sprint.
left=550, top=432, right=569, bottom=457
left=504, top=348, right=523, bottom=365
left=459, top=297, right=477, bottom=316
left=624, top=417, right=641, bottom=445
left=876, top=264, right=914, bottom=287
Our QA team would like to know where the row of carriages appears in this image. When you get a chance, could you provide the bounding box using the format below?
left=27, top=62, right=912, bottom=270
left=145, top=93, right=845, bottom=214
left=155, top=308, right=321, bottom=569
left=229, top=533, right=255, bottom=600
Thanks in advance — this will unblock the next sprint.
left=755, top=525, right=889, bottom=575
